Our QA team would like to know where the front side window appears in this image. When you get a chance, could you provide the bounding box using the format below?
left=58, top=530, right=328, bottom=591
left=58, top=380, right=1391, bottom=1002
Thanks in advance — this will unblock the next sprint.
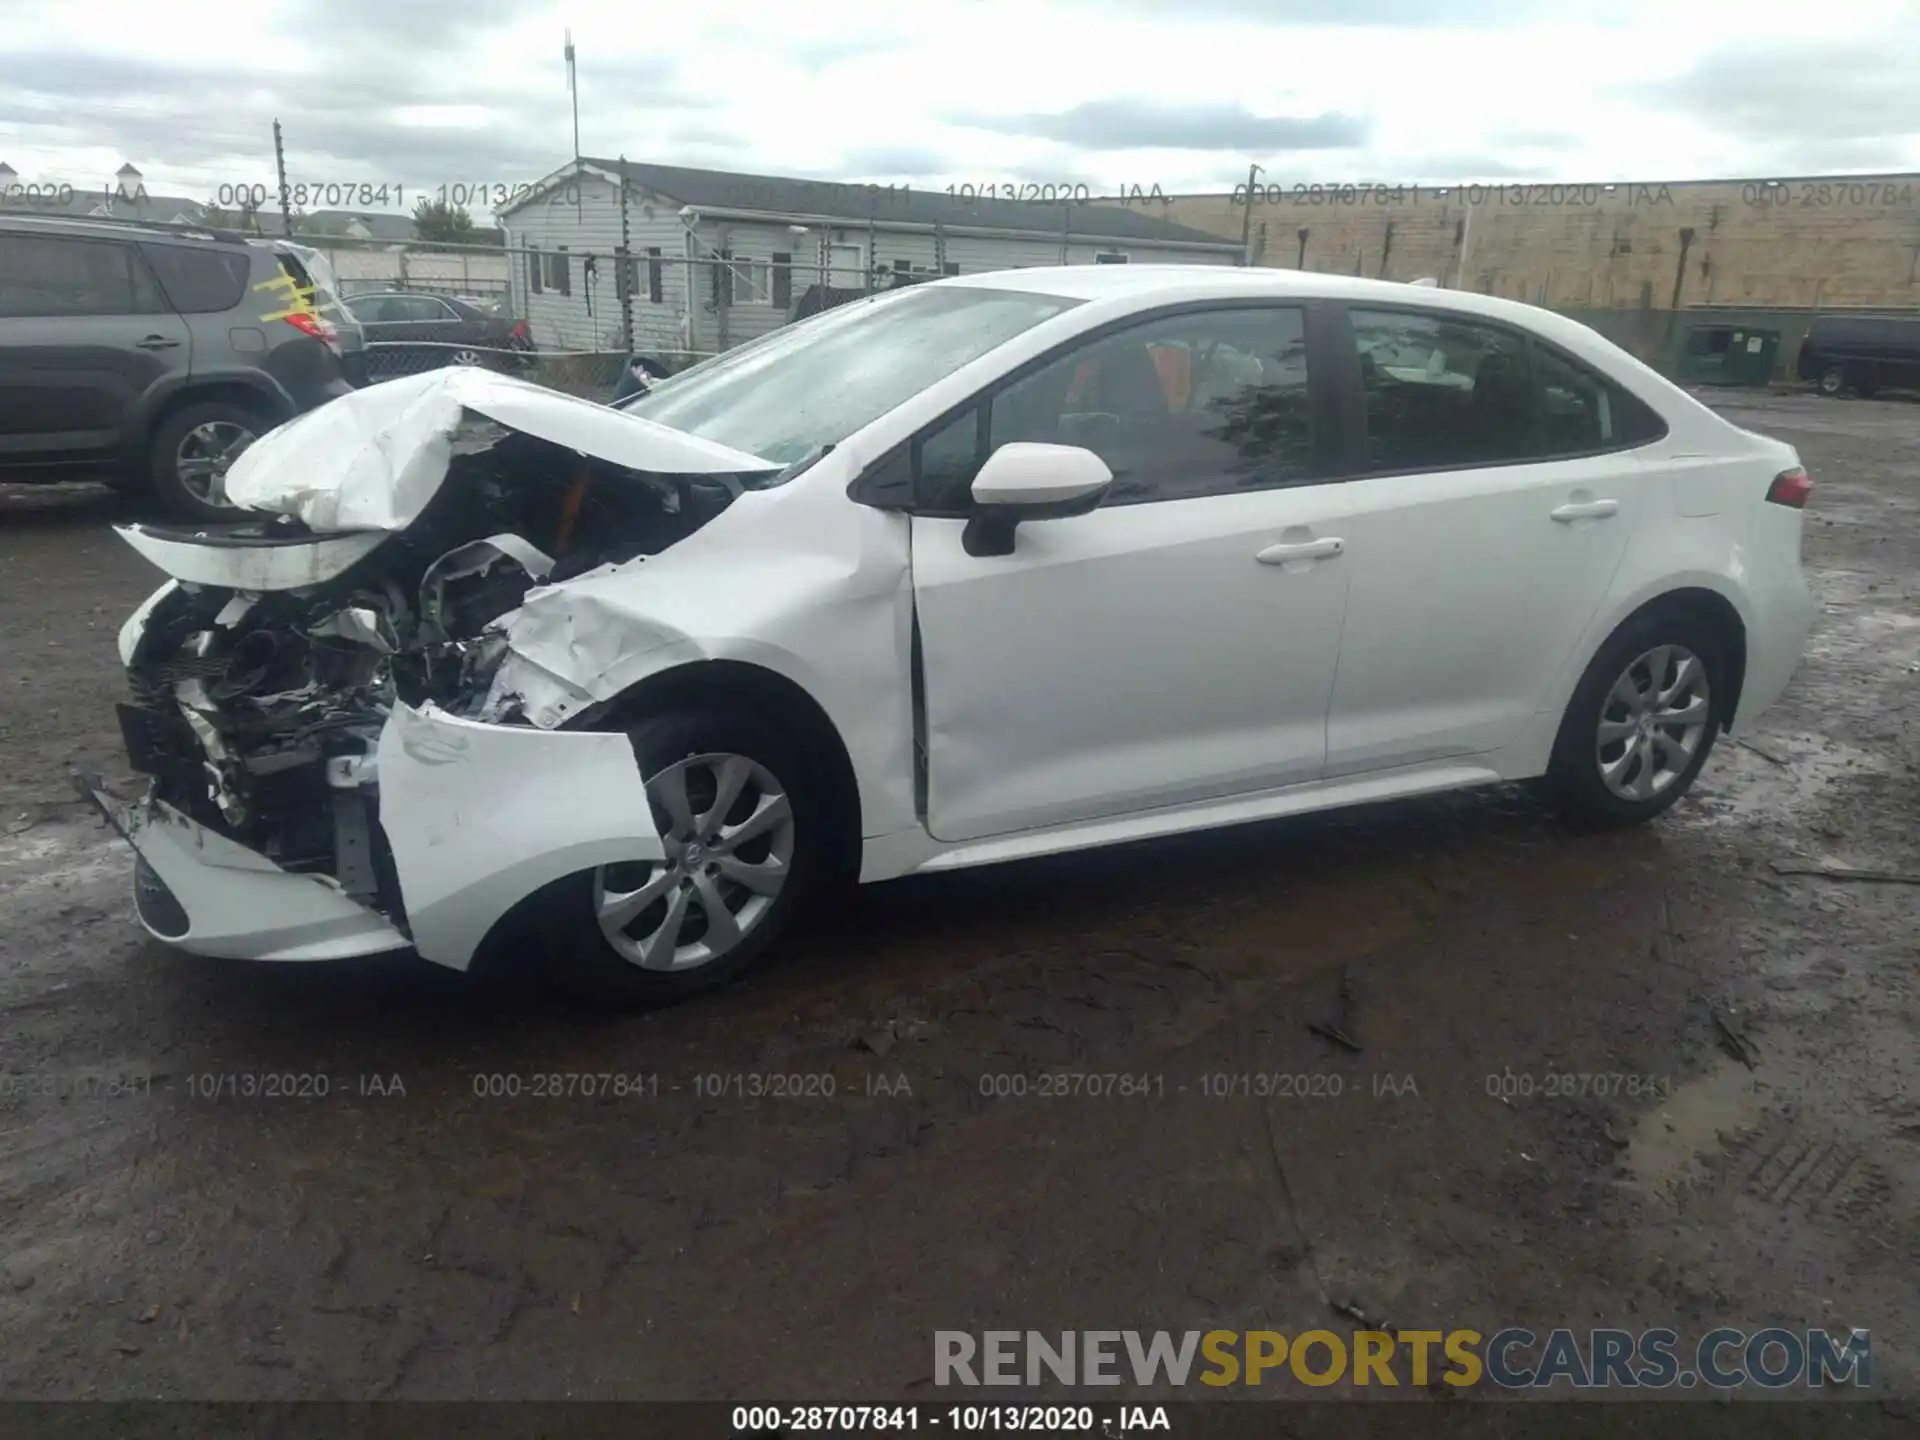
left=619, top=284, right=1081, bottom=468
left=0, top=235, right=161, bottom=317
left=1349, top=308, right=1534, bottom=472
left=914, top=305, right=1315, bottom=510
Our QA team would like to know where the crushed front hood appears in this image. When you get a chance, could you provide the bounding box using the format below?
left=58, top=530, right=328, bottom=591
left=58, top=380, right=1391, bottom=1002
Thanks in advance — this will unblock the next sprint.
left=219, top=366, right=779, bottom=533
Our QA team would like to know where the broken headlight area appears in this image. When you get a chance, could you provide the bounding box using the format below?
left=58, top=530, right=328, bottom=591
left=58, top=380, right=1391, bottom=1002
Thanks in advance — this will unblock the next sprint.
left=116, top=421, right=753, bottom=922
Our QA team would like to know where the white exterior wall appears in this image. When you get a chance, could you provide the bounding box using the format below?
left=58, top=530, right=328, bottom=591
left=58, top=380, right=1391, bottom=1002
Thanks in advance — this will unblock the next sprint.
left=502, top=174, right=692, bottom=354
left=502, top=168, right=1241, bottom=357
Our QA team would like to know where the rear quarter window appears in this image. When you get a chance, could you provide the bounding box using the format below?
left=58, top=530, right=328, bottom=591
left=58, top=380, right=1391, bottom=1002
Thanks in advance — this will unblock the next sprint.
left=139, top=243, right=252, bottom=313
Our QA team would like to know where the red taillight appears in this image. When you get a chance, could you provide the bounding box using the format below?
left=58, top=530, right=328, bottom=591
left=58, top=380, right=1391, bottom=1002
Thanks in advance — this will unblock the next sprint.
left=511, top=320, right=529, bottom=341
left=283, top=309, right=341, bottom=355
left=1767, top=466, right=1813, bottom=508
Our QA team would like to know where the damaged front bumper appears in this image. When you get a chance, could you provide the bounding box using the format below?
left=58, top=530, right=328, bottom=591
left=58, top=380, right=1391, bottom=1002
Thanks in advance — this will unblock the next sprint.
left=83, top=703, right=667, bottom=969
left=75, top=775, right=410, bottom=962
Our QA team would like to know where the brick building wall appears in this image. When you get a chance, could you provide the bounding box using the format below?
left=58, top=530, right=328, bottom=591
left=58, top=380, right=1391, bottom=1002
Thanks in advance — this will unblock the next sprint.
left=1157, top=174, right=1920, bottom=311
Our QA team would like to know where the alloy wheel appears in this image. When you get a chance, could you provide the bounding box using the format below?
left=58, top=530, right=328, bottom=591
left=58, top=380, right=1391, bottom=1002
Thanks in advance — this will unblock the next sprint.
left=450, top=348, right=484, bottom=366
left=174, top=420, right=256, bottom=506
left=1595, top=644, right=1712, bottom=802
left=592, top=753, right=795, bottom=971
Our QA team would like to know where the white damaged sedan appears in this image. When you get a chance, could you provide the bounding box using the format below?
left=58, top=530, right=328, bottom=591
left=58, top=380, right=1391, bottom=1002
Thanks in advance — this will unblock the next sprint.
left=88, top=266, right=1819, bottom=1005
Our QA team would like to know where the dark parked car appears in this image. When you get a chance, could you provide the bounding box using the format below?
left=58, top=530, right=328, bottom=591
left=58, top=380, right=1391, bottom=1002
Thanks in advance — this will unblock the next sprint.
left=343, top=291, right=532, bottom=377
left=1795, top=313, right=1920, bottom=397
left=0, top=212, right=364, bottom=518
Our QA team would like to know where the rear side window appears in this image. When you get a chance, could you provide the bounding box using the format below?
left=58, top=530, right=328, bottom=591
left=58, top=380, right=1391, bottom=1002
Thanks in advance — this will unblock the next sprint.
left=1350, top=308, right=1534, bottom=472
left=1349, top=308, right=1664, bottom=471
left=0, top=234, right=166, bottom=317
left=1533, top=344, right=1668, bottom=455
left=397, top=295, right=456, bottom=321
left=140, top=243, right=251, bottom=313
left=274, top=248, right=349, bottom=323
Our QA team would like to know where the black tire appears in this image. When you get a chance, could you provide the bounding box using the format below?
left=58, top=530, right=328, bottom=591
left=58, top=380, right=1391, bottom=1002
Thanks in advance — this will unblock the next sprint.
left=535, top=706, right=829, bottom=1009
left=1818, top=366, right=1846, bottom=396
left=150, top=400, right=271, bottom=521
left=1542, top=606, right=1729, bottom=830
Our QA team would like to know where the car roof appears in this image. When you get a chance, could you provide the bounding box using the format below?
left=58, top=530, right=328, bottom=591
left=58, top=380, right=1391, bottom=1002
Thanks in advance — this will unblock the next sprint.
left=941, top=264, right=1666, bottom=364
left=944, top=263, right=1555, bottom=322
left=0, top=210, right=251, bottom=247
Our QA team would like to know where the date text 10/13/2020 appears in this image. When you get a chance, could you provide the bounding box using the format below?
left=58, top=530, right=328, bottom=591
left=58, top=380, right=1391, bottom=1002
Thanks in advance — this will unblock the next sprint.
left=198, top=180, right=1177, bottom=214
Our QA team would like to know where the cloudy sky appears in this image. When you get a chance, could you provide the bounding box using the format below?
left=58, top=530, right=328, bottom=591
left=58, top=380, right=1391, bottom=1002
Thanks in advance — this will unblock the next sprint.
left=3, top=0, right=1918, bottom=214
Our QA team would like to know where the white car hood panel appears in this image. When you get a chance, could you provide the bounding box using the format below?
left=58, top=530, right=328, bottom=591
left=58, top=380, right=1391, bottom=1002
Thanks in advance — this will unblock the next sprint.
left=220, top=366, right=778, bottom=533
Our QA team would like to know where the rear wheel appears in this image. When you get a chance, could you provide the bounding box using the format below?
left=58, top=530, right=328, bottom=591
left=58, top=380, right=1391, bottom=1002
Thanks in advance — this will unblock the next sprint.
left=1818, top=366, right=1846, bottom=396
left=150, top=401, right=269, bottom=520
left=1544, top=608, right=1727, bottom=829
left=537, top=708, right=824, bottom=1008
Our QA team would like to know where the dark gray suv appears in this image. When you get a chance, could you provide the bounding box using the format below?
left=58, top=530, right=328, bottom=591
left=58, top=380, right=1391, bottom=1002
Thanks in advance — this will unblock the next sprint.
left=0, top=213, right=366, bottom=518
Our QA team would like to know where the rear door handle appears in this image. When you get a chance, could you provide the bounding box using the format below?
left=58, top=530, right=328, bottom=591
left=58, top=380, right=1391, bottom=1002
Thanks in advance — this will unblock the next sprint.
left=1256, top=537, right=1344, bottom=564
left=134, top=335, right=181, bottom=350
left=1550, top=499, right=1618, bottom=522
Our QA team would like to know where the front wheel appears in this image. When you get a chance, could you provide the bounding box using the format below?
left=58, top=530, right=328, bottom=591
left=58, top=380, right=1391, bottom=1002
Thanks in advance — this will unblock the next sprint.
left=537, top=708, right=824, bottom=1008
left=1818, top=366, right=1846, bottom=396
left=1543, top=609, right=1727, bottom=829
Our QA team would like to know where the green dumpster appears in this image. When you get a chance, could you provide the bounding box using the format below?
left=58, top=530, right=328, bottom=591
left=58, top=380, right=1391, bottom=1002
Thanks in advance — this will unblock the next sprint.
left=1677, top=325, right=1781, bottom=387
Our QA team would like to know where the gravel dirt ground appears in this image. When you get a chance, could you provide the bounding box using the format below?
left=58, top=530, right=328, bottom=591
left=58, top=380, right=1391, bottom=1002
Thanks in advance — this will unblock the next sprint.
left=0, top=392, right=1915, bottom=1408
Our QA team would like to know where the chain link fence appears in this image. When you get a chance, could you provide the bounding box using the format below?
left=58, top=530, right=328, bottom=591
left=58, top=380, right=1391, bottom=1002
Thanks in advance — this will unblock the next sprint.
left=358, top=342, right=634, bottom=399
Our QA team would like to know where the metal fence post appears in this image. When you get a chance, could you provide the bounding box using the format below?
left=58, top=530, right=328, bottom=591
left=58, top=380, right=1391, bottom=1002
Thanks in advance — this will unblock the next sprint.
left=617, top=156, right=635, bottom=355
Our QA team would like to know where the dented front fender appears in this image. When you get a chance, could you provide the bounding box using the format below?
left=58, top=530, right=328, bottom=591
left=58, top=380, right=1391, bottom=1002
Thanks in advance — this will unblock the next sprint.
left=374, top=702, right=665, bottom=967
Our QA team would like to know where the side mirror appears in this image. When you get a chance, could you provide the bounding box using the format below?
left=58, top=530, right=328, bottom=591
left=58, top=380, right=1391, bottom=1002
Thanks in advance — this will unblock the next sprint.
left=963, top=443, right=1112, bottom=557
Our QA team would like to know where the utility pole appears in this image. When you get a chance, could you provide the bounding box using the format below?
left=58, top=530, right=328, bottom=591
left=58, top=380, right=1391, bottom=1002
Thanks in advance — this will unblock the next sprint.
left=272, top=119, right=292, bottom=237
left=565, top=30, right=583, bottom=222
left=1240, top=162, right=1263, bottom=266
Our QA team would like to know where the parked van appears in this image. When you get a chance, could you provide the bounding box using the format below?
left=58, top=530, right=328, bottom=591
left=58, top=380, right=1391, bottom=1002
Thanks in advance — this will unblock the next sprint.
left=1795, top=313, right=1920, bottom=397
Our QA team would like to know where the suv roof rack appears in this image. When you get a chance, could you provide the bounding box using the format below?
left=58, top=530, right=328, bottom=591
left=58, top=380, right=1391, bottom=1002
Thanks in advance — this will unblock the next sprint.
left=0, top=209, right=250, bottom=245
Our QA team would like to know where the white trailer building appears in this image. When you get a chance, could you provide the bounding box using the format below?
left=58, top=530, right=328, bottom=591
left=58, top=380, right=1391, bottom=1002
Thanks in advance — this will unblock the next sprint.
left=495, top=158, right=1245, bottom=357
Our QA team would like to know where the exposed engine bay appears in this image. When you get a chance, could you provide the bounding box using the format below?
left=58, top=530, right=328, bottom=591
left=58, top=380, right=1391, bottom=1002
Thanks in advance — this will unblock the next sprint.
left=117, top=418, right=751, bottom=924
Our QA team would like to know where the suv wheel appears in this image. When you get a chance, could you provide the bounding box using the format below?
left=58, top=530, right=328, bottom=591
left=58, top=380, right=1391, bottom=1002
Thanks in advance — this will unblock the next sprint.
left=1818, top=366, right=1847, bottom=396
left=151, top=401, right=269, bottom=520
left=535, top=707, right=827, bottom=1008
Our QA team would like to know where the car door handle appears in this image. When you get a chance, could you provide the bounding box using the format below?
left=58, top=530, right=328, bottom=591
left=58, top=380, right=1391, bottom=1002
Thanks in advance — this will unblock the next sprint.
left=1550, top=499, right=1618, bottom=522
left=134, top=334, right=181, bottom=350
left=1256, top=537, right=1344, bottom=564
